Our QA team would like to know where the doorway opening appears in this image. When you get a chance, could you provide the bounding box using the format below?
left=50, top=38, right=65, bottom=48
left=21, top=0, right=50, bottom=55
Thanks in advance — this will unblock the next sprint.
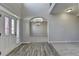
left=23, top=17, right=49, bottom=42
left=29, top=17, right=48, bottom=42
left=30, top=17, right=48, bottom=37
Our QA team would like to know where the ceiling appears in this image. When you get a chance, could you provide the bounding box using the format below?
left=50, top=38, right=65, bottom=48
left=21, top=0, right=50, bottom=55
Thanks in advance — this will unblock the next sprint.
left=0, top=3, right=23, bottom=17
left=51, top=3, right=79, bottom=16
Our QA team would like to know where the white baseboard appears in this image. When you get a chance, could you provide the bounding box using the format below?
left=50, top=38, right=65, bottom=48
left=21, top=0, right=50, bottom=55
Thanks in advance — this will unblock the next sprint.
left=20, top=42, right=31, bottom=44
left=48, top=41, right=79, bottom=43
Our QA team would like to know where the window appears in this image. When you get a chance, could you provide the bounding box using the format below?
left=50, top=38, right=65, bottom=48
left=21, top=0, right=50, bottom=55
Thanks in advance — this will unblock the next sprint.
left=5, top=16, right=9, bottom=35
left=11, top=19, right=15, bottom=34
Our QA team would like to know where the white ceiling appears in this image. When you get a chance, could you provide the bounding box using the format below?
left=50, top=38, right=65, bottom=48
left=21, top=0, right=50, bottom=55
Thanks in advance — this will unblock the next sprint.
left=0, top=3, right=50, bottom=18
left=51, top=3, right=79, bottom=16
left=22, top=3, right=50, bottom=18
left=0, top=3, right=79, bottom=18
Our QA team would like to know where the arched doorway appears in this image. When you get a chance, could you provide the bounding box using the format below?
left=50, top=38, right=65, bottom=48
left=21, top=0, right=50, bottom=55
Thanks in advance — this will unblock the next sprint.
left=29, top=17, right=48, bottom=42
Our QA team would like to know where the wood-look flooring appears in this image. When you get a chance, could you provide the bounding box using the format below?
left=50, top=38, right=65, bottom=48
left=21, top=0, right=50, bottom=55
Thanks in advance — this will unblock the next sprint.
left=7, top=42, right=59, bottom=56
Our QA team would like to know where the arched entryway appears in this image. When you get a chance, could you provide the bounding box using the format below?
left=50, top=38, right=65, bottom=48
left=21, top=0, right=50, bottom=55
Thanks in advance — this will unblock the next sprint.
left=29, top=17, right=48, bottom=42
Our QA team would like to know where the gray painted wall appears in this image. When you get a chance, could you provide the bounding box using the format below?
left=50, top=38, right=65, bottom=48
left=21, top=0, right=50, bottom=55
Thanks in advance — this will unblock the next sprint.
left=49, top=14, right=79, bottom=42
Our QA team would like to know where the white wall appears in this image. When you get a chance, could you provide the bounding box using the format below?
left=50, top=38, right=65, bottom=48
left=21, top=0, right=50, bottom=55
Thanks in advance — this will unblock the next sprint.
left=49, top=14, right=79, bottom=42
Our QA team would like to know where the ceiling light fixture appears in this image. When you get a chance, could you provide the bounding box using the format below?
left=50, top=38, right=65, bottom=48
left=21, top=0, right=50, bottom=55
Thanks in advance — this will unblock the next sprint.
left=31, top=18, right=43, bottom=22
left=66, top=9, right=72, bottom=13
